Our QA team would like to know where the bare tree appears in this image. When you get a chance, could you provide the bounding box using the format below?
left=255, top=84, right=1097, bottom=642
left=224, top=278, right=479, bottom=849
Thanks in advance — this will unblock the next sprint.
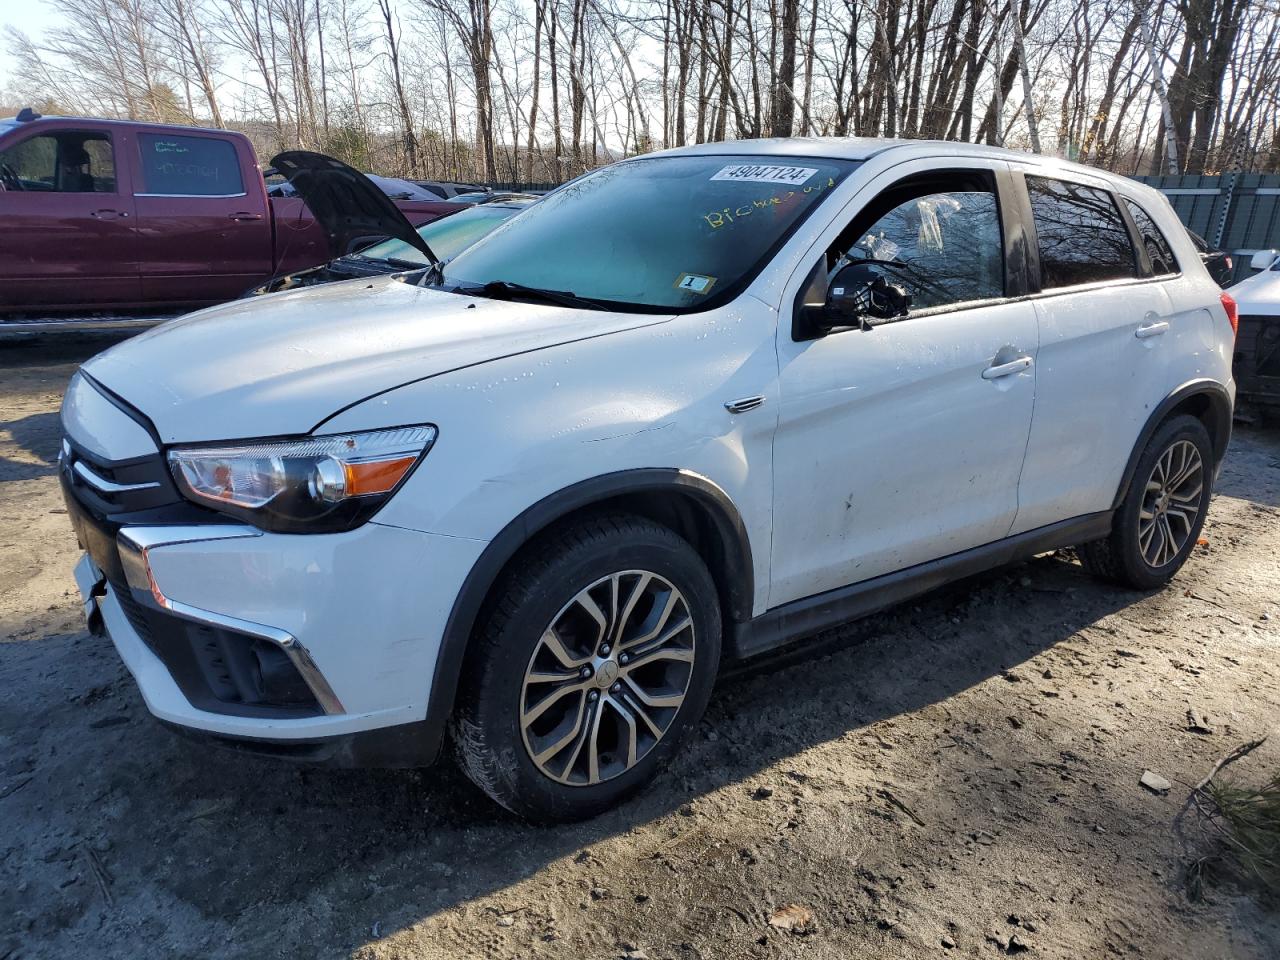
left=5, top=0, right=1279, bottom=180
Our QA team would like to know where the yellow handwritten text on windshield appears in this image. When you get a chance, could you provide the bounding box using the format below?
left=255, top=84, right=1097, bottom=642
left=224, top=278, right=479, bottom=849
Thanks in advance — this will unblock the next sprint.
left=702, top=177, right=836, bottom=230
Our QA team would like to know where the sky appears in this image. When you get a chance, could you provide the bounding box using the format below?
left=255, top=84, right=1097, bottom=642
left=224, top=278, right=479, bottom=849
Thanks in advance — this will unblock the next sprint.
left=0, top=4, right=62, bottom=92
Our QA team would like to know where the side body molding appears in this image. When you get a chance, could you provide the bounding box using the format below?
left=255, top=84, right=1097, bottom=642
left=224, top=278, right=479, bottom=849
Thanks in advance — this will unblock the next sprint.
left=417, top=468, right=756, bottom=762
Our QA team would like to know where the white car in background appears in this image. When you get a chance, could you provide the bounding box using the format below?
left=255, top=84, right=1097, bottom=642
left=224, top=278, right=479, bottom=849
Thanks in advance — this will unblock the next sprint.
left=60, top=139, right=1236, bottom=822
left=1229, top=250, right=1280, bottom=408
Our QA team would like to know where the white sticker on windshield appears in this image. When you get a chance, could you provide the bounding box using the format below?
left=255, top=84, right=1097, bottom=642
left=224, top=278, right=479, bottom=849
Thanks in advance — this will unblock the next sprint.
left=710, top=164, right=818, bottom=186
left=674, top=273, right=717, bottom=294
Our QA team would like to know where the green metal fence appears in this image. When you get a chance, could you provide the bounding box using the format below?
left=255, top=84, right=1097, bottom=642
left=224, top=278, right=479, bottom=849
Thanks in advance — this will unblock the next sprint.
left=1131, top=174, right=1280, bottom=284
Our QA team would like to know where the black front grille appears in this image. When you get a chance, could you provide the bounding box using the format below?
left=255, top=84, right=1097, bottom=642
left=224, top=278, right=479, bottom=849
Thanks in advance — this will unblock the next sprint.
left=60, top=436, right=183, bottom=517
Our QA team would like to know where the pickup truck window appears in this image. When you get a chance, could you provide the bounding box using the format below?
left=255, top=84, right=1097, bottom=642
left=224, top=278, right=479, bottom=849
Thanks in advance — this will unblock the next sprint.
left=137, top=133, right=244, bottom=197
left=0, top=132, right=116, bottom=193
left=441, top=154, right=858, bottom=313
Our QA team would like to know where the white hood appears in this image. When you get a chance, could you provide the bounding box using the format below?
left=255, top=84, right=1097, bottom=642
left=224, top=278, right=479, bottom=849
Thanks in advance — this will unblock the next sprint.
left=1228, top=268, right=1280, bottom=315
left=83, top=276, right=670, bottom=443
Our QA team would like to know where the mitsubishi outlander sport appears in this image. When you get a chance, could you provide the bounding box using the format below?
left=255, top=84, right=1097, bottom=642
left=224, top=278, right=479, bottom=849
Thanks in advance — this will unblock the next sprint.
left=60, top=139, right=1237, bottom=822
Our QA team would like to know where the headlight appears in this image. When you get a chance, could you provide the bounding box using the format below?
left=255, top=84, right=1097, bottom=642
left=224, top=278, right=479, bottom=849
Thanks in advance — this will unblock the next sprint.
left=167, top=425, right=437, bottom=533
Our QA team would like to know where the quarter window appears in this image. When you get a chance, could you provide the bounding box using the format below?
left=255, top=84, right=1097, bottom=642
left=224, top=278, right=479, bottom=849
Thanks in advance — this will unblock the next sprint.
left=1123, top=199, right=1179, bottom=276
left=137, top=134, right=243, bottom=196
left=1027, top=176, right=1137, bottom=288
left=0, top=132, right=116, bottom=193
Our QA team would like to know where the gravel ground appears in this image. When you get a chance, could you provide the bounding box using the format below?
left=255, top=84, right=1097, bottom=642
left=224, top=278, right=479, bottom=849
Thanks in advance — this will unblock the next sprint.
left=2, top=333, right=1279, bottom=960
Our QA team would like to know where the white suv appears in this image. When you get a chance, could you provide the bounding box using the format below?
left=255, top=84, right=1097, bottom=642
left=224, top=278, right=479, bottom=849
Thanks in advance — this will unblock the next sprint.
left=61, top=139, right=1237, bottom=821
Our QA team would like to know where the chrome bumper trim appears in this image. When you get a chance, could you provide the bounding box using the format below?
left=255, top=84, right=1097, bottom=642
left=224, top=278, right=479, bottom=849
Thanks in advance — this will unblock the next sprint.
left=115, top=526, right=346, bottom=716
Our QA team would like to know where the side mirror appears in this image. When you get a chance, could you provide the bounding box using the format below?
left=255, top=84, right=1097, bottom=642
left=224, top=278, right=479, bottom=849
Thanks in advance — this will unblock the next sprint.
left=825, top=262, right=911, bottom=326
left=1249, top=249, right=1278, bottom=271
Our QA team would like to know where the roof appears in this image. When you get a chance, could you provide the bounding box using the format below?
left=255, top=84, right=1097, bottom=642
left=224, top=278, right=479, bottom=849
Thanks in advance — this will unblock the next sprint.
left=650, top=136, right=921, bottom=162
left=0, top=112, right=247, bottom=139
left=648, top=135, right=1058, bottom=163
left=646, top=136, right=1144, bottom=190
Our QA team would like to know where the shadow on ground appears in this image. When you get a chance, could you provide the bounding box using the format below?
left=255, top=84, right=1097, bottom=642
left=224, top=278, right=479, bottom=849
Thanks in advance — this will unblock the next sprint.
left=0, top=412, right=62, bottom=483
left=4, top=336, right=1279, bottom=958
left=5, top=549, right=1150, bottom=955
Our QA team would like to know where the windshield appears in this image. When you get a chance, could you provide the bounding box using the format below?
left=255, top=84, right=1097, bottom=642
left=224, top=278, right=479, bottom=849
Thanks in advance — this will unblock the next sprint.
left=357, top=203, right=529, bottom=266
left=440, top=155, right=858, bottom=312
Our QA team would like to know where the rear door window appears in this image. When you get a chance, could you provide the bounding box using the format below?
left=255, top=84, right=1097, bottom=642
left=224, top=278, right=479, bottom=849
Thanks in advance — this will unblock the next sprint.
left=1123, top=199, right=1179, bottom=276
left=137, top=134, right=244, bottom=196
left=1026, top=176, right=1137, bottom=289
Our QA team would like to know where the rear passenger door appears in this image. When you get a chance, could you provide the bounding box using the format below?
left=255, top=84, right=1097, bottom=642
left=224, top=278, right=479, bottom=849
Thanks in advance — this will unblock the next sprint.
left=1009, top=171, right=1177, bottom=533
left=132, top=131, right=273, bottom=304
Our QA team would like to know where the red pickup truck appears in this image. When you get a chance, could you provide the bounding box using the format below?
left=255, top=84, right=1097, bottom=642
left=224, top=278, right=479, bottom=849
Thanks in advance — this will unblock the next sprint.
left=0, top=110, right=462, bottom=314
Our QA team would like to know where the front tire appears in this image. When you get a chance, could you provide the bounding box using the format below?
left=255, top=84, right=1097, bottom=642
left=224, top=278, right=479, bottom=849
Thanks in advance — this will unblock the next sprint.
left=452, top=514, right=721, bottom=822
left=1079, top=414, right=1213, bottom=589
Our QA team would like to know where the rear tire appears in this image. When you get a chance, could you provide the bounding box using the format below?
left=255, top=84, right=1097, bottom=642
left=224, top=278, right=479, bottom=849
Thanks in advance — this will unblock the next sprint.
left=1079, top=414, right=1213, bottom=589
left=451, top=513, right=721, bottom=822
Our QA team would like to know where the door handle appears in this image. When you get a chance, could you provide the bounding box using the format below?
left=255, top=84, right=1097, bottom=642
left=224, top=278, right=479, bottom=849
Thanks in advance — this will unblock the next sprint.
left=724, top=395, right=765, bottom=414
left=91, top=209, right=128, bottom=219
left=229, top=212, right=265, bottom=221
left=981, top=356, right=1033, bottom=380
left=1135, top=320, right=1169, bottom=339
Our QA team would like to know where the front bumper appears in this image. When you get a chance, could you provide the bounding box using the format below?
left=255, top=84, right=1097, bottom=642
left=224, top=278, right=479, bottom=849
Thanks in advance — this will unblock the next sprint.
left=71, top=512, right=486, bottom=755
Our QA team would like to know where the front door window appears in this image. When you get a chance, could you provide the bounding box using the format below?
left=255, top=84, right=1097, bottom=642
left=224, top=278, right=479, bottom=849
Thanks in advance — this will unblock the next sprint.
left=0, top=132, right=116, bottom=193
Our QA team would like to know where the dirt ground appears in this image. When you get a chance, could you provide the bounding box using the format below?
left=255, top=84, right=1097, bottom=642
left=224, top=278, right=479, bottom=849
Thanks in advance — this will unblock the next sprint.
left=2, top=332, right=1279, bottom=960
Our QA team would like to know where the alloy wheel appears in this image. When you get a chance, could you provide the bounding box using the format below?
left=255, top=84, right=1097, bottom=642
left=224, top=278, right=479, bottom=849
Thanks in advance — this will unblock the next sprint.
left=1139, top=439, right=1204, bottom=568
left=519, top=570, right=696, bottom=786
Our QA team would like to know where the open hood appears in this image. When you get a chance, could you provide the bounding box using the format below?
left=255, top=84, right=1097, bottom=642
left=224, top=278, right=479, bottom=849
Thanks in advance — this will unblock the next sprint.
left=270, top=151, right=437, bottom=262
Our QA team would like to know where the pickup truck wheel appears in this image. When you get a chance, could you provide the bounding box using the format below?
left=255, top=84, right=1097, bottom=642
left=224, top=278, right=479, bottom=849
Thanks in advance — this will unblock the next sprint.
left=1079, top=414, right=1213, bottom=589
left=452, top=514, right=721, bottom=822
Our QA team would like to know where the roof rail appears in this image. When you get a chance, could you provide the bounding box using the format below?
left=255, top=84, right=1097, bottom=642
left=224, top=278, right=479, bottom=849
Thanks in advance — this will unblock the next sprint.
left=16, top=107, right=41, bottom=122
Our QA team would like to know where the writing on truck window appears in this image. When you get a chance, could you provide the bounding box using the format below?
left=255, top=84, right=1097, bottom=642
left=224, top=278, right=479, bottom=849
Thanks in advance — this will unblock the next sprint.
left=138, top=134, right=244, bottom=196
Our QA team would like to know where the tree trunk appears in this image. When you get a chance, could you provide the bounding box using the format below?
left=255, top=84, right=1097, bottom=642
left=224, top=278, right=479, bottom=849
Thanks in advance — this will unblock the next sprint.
left=770, top=0, right=799, bottom=136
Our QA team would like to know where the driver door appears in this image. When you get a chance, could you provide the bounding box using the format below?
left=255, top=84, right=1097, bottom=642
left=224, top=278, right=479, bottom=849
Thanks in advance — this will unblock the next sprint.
left=768, top=158, right=1039, bottom=607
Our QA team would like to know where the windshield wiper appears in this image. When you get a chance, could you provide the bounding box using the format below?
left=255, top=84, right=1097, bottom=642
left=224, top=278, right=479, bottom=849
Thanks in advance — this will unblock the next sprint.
left=463, top=279, right=607, bottom=311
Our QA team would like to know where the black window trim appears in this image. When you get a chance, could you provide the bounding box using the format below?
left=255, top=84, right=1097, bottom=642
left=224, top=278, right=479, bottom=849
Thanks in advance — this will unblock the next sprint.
left=1017, top=170, right=1150, bottom=295
left=133, top=130, right=246, bottom=199
left=790, top=163, right=1030, bottom=341
left=0, top=127, right=119, bottom=195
